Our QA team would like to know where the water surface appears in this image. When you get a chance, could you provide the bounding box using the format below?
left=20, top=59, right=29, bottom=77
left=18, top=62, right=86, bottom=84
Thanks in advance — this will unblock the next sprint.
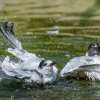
left=0, top=0, right=100, bottom=99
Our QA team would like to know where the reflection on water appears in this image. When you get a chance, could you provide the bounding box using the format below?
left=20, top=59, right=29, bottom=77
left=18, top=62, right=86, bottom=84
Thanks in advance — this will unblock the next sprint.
left=0, top=0, right=100, bottom=99
left=0, top=79, right=98, bottom=100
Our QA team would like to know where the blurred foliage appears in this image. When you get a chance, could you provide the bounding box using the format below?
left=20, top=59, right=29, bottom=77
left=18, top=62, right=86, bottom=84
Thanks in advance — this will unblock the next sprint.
left=80, top=0, right=100, bottom=25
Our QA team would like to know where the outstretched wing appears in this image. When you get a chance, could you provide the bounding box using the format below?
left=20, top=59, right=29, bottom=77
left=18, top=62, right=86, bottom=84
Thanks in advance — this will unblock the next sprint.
left=0, top=21, right=42, bottom=61
left=0, top=21, right=22, bottom=50
left=60, top=56, right=100, bottom=78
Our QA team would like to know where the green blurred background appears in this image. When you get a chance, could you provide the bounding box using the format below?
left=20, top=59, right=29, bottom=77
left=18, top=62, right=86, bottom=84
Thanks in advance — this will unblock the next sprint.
left=0, top=0, right=100, bottom=68
left=0, top=0, right=100, bottom=100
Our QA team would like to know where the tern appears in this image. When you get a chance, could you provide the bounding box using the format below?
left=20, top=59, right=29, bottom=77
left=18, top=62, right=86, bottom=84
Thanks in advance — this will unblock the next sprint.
left=0, top=21, right=58, bottom=84
left=60, top=42, right=100, bottom=81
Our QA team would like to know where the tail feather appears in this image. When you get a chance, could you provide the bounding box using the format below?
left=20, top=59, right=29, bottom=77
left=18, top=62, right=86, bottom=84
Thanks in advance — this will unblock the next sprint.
left=0, top=21, right=22, bottom=50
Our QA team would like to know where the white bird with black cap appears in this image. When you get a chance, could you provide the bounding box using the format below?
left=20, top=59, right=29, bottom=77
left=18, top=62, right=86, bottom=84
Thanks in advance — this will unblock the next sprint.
left=0, top=21, right=58, bottom=84
left=60, top=42, right=100, bottom=81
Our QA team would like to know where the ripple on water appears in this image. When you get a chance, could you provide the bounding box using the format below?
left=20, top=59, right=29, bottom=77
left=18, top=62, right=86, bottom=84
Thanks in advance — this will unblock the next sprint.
left=0, top=0, right=100, bottom=99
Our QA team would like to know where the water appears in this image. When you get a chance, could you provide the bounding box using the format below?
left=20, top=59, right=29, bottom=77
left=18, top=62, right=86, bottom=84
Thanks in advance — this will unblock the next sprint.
left=0, top=0, right=100, bottom=99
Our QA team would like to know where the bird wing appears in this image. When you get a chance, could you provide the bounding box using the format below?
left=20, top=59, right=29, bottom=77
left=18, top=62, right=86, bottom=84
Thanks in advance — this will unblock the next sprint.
left=0, top=21, right=22, bottom=50
left=60, top=56, right=100, bottom=77
left=7, top=48, right=42, bottom=61
left=1, top=56, right=43, bottom=83
left=1, top=56, right=19, bottom=76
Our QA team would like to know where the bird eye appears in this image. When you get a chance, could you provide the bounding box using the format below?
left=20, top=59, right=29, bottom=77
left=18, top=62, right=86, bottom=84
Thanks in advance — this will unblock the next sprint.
left=42, top=63, right=47, bottom=66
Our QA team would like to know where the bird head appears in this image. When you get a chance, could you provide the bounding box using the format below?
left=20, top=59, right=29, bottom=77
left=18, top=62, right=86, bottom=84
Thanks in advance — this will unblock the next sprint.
left=87, top=42, right=100, bottom=56
left=38, top=60, right=56, bottom=70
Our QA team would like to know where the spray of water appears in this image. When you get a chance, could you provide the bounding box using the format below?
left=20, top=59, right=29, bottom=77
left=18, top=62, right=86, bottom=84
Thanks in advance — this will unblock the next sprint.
left=0, top=21, right=58, bottom=84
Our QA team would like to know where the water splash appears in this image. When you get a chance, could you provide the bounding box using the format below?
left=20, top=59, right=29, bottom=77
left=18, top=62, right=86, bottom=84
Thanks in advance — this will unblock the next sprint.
left=0, top=21, right=58, bottom=84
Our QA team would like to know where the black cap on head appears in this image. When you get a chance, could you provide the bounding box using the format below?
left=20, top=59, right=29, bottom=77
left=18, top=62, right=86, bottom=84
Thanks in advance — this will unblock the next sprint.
left=88, top=42, right=100, bottom=56
left=38, top=60, right=46, bottom=69
left=8, top=22, right=15, bottom=36
left=2, top=21, right=8, bottom=29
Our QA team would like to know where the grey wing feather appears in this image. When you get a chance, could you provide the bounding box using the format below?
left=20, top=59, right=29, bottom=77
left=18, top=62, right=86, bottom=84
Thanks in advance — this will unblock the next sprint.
left=79, top=64, right=100, bottom=70
left=0, top=21, right=22, bottom=49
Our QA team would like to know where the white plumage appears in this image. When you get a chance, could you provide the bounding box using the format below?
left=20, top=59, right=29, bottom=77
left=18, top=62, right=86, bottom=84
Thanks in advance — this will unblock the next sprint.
left=60, top=42, right=100, bottom=81
left=1, top=48, right=58, bottom=84
left=0, top=21, right=58, bottom=84
left=60, top=55, right=100, bottom=80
